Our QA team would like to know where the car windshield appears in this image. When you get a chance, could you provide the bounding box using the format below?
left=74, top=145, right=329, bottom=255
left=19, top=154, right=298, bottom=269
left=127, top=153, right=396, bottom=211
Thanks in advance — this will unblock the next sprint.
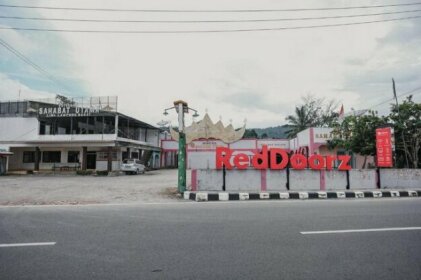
left=123, top=160, right=135, bottom=164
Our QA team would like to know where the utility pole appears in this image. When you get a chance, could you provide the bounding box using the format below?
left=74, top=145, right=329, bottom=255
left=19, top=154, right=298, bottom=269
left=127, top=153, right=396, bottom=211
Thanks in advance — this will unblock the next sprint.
left=392, top=78, right=409, bottom=168
left=175, top=101, right=187, bottom=193
left=163, top=101, right=199, bottom=193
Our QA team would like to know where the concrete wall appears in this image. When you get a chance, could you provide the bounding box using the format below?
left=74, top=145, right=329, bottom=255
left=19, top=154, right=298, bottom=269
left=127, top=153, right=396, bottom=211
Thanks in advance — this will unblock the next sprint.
left=380, top=169, right=421, bottom=189
left=225, top=169, right=262, bottom=191
left=349, top=170, right=377, bottom=189
left=194, top=168, right=420, bottom=192
left=196, top=169, right=223, bottom=191
left=289, top=170, right=320, bottom=191
left=266, top=170, right=288, bottom=191
left=325, top=171, right=348, bottom=190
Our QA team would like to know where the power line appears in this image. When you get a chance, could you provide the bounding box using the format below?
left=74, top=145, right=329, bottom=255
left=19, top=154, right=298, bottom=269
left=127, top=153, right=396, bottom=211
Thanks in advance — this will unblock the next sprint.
left=0, top=2, right=421, bottom=13
left=1, top=9, right=421, bottom=23
left=0, top=37, right=69, bottom=93
left=368, top=86, right=421, bottom=110
left=1, top=14, right=420, bottom=33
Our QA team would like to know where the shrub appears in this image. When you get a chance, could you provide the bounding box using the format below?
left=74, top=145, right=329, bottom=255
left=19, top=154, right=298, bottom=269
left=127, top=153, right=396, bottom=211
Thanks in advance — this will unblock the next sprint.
left=96, top=170, right=109, bottom=176
left=76, top=170, right=93, bottom=176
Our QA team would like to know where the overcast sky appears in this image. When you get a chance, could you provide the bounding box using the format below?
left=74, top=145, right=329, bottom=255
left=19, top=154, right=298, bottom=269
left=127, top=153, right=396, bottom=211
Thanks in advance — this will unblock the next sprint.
left=0, top=0, right=420, bottom=128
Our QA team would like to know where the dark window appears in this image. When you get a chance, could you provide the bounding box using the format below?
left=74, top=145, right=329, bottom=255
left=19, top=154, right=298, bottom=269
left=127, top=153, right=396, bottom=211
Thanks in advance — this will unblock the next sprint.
left=68, top=151, right=80, bottom=163
left=42, top=151, right=61, bottom=163
left=131, top=152, right=139, bottom=159
left=23, top=151, right=35, bottom=163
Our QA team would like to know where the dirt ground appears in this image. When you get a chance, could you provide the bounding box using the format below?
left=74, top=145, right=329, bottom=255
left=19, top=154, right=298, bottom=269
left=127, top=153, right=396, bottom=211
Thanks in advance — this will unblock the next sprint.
left=0, top=169, right=191, bottom=205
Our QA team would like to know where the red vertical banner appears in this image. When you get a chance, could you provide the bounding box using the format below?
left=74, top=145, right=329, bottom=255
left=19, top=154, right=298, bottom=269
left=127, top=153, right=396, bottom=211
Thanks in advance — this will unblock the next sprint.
left=376, top=127, right=393, bottom=167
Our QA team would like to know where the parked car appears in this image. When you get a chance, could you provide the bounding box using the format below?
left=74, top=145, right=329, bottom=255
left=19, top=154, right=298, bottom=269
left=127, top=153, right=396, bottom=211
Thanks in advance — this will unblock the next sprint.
left=121, top=159, right=145, bottom=175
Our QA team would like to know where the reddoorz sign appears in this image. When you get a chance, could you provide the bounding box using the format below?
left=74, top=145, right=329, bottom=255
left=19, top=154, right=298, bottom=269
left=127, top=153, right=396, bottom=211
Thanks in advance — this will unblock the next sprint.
left=216, top=145, right=352, bottom=170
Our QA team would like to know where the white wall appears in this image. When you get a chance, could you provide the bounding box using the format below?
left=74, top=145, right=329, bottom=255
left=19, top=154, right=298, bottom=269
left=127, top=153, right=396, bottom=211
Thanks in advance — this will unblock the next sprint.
left=289, top=169, right=320, bottom=191
left=146, top=129, right=159, bottom=146
left=313, top=127, right=333, bottom=144
left=325, top=171, right=347, bottom=190
left=96, top=161, right=121, bottom=171
left=225, top=170, right=261, bottom=191
left=266, top=170, right=288, bottom=191
left=296, top=128, right=310, bottom=147
left=0, top=117, right=39, bottom=141
left=188, top=151, right=215, bottom=169
left=380, top=169, right=421, bottom=189
left=197, top=169, right=223, bottom=191
left=349, top=170, right=377, bottom=189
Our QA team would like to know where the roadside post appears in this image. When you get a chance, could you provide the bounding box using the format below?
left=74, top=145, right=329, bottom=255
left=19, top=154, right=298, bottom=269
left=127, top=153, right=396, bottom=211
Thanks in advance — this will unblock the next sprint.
left=163, top=100, right=199, bottom=193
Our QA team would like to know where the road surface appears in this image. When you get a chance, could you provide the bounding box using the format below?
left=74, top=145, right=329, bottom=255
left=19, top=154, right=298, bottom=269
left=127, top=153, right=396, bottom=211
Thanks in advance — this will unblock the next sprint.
left=1, top=199, right=421, bottom=279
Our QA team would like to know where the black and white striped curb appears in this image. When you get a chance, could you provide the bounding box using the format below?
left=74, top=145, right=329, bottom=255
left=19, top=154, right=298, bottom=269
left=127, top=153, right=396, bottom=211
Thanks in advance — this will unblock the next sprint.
left=184, top=190, right=421, bottom=202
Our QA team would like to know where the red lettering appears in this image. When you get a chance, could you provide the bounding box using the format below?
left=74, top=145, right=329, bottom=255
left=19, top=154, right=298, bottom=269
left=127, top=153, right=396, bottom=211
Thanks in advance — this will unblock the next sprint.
left=325, top=155, right=336, bottom=170
left=252, top=145, right=268, bottom=169
left=234, top=153, right=249, bottom=169
left=290, top=154, right=307, bottom=169
left=308, top=155, right=325, bottom=170
left=270, top=148, right=288, bottom=170
left=338, top=155, right=352, bottom=170
left=216, top=147, right=233, bottom=169
left=216, top=146, right=352, bottom=171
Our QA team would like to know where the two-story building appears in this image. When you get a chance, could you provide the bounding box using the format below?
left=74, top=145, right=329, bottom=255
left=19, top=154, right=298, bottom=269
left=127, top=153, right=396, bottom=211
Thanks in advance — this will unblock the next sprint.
left=0, top=96, right=161, bottom=172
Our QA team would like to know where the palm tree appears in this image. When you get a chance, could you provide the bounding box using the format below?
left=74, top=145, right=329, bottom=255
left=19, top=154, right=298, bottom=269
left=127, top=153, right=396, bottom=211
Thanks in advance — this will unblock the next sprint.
left=285, top=105, right=314, bottom=138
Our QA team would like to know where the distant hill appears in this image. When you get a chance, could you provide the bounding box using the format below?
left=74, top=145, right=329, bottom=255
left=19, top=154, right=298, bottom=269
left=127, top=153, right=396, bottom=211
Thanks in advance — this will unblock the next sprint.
left=244, top=125, right=290, bottom=139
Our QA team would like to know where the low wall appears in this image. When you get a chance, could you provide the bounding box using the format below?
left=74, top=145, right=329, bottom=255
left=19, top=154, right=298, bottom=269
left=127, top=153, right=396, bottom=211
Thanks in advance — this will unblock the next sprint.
left=225, top=170, right=262, bottom=191
left=289, top=170, right=320, bottom=191
left=349, top=170, right=377, bottom=189
left=192, top=168, right=420, bottom=192
left=325, top=171, right=348, bottom=190
left=196, top=169, right=223, bottom=191
left=380, top=169, right=421, bottom=189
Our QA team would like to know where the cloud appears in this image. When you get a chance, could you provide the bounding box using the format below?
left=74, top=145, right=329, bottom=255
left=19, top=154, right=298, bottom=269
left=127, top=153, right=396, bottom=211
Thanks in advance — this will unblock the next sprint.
left=0, top=0, right=420, bottom=128
left=0, top=73, right=55, bottom=100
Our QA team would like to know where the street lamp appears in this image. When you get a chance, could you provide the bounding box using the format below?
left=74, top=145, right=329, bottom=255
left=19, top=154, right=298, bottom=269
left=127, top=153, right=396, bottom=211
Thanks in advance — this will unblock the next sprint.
left=163, top=100, right=199, bottom=193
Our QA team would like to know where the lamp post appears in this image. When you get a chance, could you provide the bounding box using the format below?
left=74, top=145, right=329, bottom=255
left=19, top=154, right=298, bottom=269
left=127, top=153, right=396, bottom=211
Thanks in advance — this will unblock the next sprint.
left=163, top=100, right=199, bottom=193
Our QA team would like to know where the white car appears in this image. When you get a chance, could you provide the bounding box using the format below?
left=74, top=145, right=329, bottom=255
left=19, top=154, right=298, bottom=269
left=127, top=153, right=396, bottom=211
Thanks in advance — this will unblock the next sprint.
left=121, top=159, right=145, bottom=175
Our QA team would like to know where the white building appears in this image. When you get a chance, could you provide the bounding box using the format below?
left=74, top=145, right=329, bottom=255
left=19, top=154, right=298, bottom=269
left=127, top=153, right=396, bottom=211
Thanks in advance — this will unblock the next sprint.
left=0, top=97, right=162, bottom=172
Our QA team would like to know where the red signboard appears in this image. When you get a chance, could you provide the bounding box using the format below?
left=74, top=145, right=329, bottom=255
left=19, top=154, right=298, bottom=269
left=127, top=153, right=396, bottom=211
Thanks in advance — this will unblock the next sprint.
left=376, top=127, right=393, bottom=167
left=216, top=145, right=352, bottom=171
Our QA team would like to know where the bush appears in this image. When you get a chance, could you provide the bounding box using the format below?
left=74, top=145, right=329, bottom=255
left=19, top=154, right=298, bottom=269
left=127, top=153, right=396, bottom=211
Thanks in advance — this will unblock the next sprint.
left=96, top=170, right=109, bottom=176
left=76, top=170, right=93, bottom=176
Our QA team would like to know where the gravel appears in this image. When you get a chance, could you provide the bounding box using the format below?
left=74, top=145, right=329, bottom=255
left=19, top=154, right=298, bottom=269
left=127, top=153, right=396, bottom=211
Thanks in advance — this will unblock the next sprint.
left=0, top=169, right=191, bottom=205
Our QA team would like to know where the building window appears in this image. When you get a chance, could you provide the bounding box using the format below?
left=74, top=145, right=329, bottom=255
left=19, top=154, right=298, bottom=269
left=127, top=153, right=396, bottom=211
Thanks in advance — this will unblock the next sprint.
left=42, top=151, right=61, bottom=163
left=68, top=151, right=80, bottom=163
left=23, top=151, right=35, bottom=163
left=97, top=152, right=118, bottom=161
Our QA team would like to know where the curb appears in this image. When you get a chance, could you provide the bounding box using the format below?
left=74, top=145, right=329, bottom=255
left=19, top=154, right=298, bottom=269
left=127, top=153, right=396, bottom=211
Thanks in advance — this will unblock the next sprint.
left=183, top=190, right=421, bottom=202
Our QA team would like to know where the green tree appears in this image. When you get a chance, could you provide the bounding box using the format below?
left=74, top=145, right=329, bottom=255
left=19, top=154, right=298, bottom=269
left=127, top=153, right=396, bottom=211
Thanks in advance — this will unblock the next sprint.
left=285, top=95, right=339, bottom=138
left=389, top=96, right=421, bottom=168
left=243, top=129, right=258, bottom=139
left=329, top=111, right=387, bottom=168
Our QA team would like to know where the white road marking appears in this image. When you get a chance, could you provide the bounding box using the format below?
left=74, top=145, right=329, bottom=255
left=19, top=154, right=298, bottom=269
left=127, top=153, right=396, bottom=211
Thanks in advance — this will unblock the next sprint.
left=301, top=227, right=421, bottom=235
left=0, top=242, right=56, bottom=248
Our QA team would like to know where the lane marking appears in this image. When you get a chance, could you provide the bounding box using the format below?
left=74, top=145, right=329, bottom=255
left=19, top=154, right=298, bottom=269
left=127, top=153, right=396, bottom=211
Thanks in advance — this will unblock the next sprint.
left=301, top=227, right=421, bottom=235
left=0, top=242, right=56, bottom=248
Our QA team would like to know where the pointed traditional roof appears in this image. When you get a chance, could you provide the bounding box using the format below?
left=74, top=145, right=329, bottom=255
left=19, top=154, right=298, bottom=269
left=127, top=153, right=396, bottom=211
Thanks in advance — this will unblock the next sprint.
left=170, top=113, right=246, bottom=144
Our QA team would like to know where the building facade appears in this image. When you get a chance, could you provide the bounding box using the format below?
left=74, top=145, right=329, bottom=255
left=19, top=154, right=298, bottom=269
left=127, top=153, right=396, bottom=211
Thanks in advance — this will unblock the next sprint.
left=0, top=97, right=161, bottom=172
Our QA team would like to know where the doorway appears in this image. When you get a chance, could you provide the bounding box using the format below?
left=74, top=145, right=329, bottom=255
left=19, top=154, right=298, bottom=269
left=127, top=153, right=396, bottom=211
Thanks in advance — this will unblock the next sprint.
left=87, top=152, right=96, bottom=169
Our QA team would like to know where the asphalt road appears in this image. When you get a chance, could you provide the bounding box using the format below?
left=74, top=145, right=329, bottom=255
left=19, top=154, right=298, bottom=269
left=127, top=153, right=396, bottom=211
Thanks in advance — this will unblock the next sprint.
left=1, top=199, right=421, bottom=280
